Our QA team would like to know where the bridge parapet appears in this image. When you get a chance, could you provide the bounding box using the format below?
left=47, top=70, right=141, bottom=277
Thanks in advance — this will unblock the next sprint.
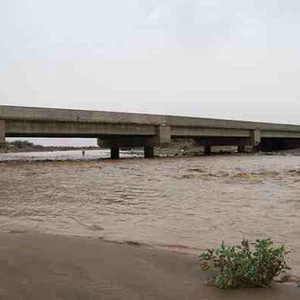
left=0, top=106, right=166, bottom=125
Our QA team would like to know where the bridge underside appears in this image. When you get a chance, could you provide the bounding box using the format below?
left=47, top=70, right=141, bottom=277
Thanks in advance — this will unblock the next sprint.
left=259, top=138, right=300, bottom=152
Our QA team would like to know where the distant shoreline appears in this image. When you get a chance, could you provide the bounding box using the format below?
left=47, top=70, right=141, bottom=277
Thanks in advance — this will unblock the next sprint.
left=0, top=140, right=98, bottom=153
left=2, top=139, right=300, bottom=157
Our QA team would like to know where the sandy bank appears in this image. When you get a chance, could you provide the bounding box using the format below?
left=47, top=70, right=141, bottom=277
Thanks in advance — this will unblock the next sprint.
left=0, top=233, right=299, bottom=300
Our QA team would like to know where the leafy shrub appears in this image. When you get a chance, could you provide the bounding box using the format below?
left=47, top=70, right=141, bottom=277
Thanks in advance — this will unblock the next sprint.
left=199, top=239, right=290, bottom=289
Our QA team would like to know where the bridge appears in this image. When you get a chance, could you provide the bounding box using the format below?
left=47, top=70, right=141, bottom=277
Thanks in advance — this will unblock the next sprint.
left=1, top=105, right=300, bottom=158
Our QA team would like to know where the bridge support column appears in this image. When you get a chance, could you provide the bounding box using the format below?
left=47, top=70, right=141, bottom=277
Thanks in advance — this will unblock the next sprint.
left=0, top=120, right=5, bottom=144
left=238, top=145, right=246, bottom=153
left=157, top=124, right=171, bottom=147
left=204, top=145, right=211, bottom=155
left=144, top=146, right=154, bottom=158
left=251, top=129, right=261, bottom=152
left=110, top=147, right=120, bottom=159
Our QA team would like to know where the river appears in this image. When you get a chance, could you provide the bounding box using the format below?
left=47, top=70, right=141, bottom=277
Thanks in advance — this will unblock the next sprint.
left=0, top=151, right=300, bottom=276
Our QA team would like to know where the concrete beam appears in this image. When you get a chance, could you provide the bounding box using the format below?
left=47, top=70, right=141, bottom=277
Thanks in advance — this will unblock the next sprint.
left=3, top=106, right=300, bottom=135
left=0, top=105, right=166, bottom=125
left=166, top=115, right=300, bottom=132
left=0, top=120, right=5, bottom=144
left=171, top=127, right=250, bottom=138
left=261, top=131, right=300, bottom=139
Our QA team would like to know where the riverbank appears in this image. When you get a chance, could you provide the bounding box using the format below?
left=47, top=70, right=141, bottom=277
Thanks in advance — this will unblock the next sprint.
left=0, top=232, right=298, bottom=300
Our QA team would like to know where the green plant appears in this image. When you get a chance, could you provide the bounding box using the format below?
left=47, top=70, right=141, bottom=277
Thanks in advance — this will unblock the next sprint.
left=199, top=239, right=290, bottom=289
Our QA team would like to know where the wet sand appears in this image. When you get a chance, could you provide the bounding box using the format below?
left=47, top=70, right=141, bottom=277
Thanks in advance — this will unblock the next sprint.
left=0, top=232, right=299, bottom=300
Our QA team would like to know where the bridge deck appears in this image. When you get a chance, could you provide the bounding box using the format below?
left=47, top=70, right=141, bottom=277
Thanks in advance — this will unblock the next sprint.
left=1, top=105, right=300, bottom=156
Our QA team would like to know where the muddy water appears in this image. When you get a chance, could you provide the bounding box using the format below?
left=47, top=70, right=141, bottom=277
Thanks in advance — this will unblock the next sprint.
left=1, top=153, right=300, bottom=275
left=0, top=149, right=143, bottom=161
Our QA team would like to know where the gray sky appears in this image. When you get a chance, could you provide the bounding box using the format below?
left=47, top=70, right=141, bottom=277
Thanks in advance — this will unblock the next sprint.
left=1, top=0, right=300, bottom=145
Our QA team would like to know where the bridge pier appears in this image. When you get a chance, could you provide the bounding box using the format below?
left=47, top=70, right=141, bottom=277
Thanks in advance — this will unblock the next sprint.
left=238, top=145, right=246, bottom=153
left=0, top=120, right=5, bottom=144
left=156, top=124, right=171, bottom=146
left=251, top=129, right=261, bottom=152
left=110, top=147, right=120, bottom=159
left=97, top=124, right=171, bottom=159
left=144, top=147, right=154, bottom=158
left=204, top=145, right=211, bottom=155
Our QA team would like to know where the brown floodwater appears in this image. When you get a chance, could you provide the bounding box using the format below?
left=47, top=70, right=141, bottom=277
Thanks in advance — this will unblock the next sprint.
left=0, top=152, right=300, bottom=276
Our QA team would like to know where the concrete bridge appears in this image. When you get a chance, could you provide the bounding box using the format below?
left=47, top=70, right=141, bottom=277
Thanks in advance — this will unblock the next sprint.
left=1, top=105, right=300, bottom=158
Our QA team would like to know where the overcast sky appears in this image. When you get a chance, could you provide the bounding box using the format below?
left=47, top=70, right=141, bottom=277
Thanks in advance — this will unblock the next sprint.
left=1, top=0, right=300, bottom=145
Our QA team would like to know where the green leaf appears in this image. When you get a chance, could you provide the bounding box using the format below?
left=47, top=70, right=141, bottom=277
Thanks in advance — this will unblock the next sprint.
left=199, top=238, right=290, bottom=289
